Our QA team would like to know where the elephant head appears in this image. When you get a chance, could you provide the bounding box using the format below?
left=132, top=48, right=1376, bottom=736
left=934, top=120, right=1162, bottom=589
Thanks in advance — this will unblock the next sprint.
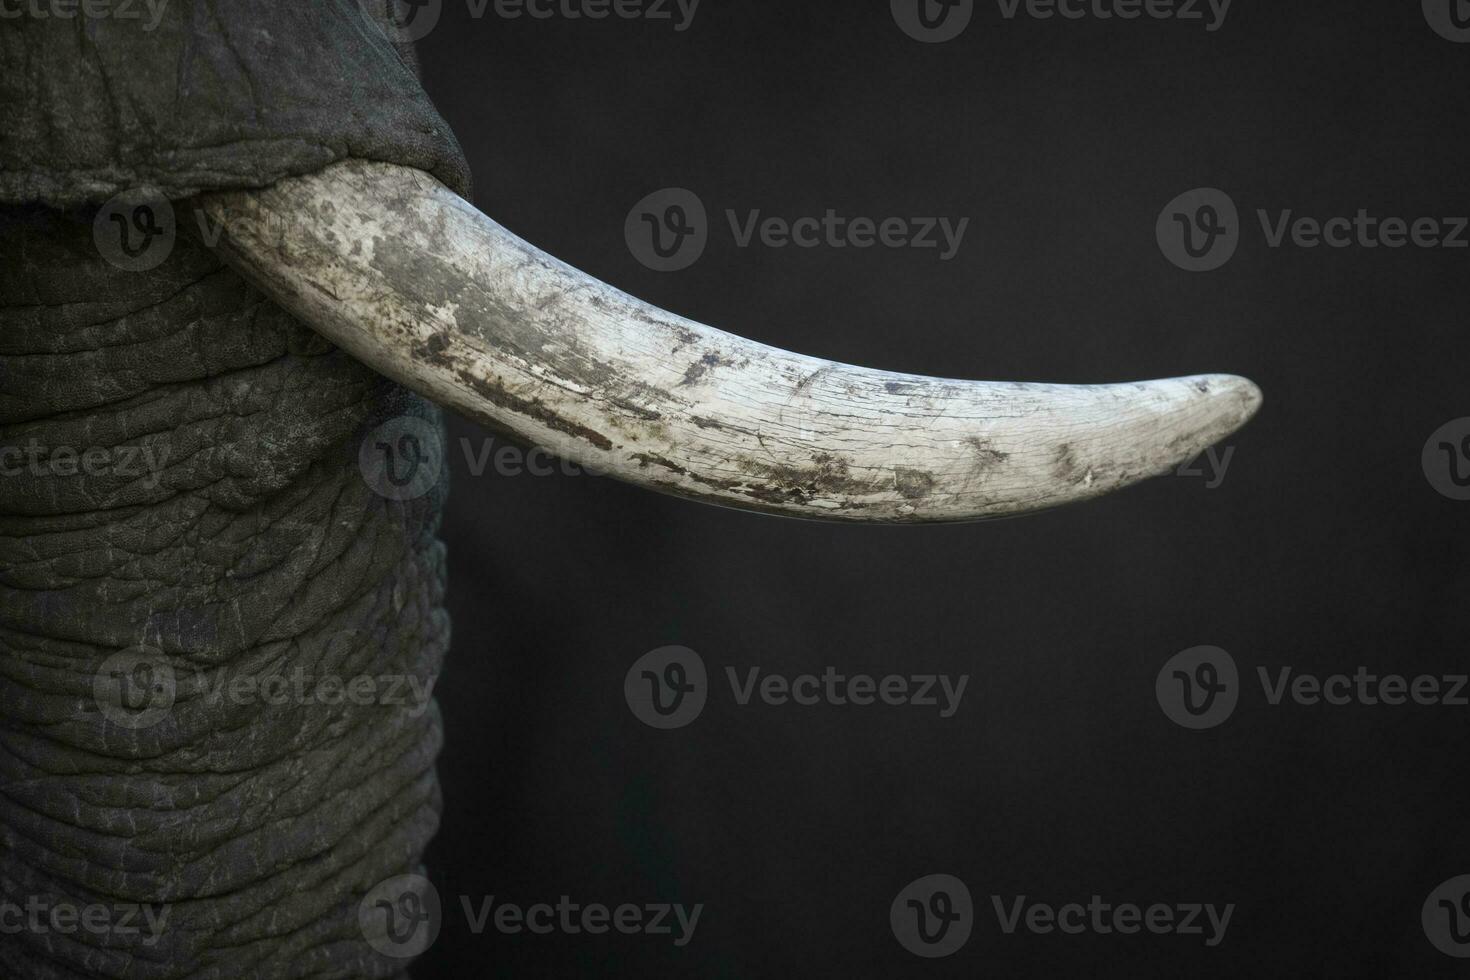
left=0, top=2, right=1259, bottom=976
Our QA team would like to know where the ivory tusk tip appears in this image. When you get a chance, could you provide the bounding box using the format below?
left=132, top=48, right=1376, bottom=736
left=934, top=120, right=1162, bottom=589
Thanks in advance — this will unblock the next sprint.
left=1195, top=372, right=1263, bottom=434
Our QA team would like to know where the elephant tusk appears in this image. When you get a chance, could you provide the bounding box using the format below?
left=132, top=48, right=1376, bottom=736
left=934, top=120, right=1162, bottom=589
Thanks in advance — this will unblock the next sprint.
left=197, top=159, right=1261, bottom=523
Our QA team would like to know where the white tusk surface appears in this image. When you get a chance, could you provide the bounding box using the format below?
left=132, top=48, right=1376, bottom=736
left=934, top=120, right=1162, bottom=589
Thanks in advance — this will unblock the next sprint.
left=199, top=160, right=1261, bottom=523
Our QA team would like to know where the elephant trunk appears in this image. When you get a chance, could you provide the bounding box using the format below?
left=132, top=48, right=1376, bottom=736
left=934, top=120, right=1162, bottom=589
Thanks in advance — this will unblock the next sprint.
left=0, top=206, right=450, bottom=977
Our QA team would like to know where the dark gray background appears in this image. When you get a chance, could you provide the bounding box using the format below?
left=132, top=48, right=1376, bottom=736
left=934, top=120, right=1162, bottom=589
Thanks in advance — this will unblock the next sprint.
left=416, top=1, right=1470, bottom=975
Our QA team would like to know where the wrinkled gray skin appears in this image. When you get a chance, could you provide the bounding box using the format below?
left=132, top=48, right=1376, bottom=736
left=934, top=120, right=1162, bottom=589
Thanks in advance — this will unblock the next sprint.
left=1, top=3, right=467, bottom=976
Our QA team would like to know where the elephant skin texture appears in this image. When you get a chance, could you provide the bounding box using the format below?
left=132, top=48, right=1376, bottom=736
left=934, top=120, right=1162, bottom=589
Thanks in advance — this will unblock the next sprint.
left=0, top=207, right=450, bottom=978
left=0, top=2, right=469, bottom=975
